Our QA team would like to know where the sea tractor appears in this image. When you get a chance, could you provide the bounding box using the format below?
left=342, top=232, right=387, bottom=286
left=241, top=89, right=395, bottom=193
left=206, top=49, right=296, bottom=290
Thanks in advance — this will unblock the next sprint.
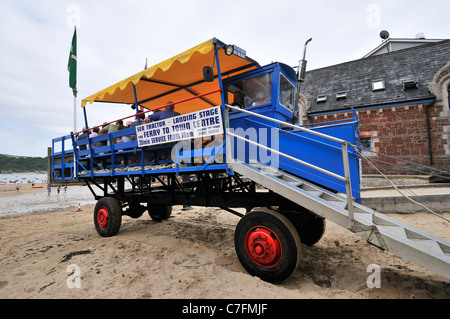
left=51, top=38, right=450, bottom=283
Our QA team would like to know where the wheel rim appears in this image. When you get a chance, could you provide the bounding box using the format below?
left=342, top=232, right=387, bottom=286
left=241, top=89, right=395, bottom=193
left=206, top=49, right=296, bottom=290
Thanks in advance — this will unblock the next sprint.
left=245, top=226, right=283, bottom=268
left=97, top=206, right=109, bottom=229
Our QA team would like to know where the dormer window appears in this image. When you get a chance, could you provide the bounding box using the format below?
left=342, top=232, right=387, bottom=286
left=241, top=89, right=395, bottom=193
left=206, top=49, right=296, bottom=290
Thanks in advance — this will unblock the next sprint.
left=372, top=80, right=385, bottom=91
left=336, top=91, right=347, bottom=100
left=317, top=94, right=328, bottom=103
left=403, top=80, right=418, bottom=90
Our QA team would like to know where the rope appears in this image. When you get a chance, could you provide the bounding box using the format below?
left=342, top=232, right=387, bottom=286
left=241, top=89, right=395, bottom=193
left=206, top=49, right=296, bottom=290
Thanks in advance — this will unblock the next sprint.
left=351, top=144, right=450, bottom=179
left=353, top=146, right=450, bottom=223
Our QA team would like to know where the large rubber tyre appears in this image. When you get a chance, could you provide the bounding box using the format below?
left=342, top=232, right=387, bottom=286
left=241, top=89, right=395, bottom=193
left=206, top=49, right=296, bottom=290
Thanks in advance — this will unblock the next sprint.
left=234, top=208, right=302, bottom=283
left=148, top=203, right=172, bottom=222
left=282, top=208, right=326, bottom=247
left=125, top=199, right=145, bottom=219
left=296, top=216, right=326, bottom=247
left=94, top=197, right=122, bottom=237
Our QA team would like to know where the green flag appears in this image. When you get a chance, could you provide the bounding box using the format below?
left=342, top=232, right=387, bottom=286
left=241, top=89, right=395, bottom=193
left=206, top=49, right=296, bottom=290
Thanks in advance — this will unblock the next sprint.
left=68, top=28, right=77, bottom=97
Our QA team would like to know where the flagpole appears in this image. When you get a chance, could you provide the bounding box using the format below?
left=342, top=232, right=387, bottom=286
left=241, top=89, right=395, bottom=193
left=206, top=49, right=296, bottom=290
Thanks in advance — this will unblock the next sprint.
left=74, top=96, right=77, bottom=136
left=73, top=25, right=77, bottom=134
left=70, top=26, right=78, bottom=178
left=73, top=94, right=77, bottom=178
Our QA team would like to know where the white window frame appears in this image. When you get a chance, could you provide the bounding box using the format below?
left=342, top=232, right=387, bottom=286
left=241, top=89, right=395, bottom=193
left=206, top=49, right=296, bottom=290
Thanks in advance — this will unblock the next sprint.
left=372, top=80, right=385, bottom=91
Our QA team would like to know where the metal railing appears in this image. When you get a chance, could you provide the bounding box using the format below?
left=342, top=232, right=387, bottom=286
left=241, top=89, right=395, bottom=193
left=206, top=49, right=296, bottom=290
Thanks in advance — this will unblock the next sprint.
left=224, top=104, right=356, bottom=230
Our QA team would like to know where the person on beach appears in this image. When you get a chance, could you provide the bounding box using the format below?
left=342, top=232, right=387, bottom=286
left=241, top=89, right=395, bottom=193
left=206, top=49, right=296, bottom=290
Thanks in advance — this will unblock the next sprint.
left=47, top=185, right=51, bottom=196
left=16, top=183, right=20, bottom=192
left=57, top=186, right=61, bottom=194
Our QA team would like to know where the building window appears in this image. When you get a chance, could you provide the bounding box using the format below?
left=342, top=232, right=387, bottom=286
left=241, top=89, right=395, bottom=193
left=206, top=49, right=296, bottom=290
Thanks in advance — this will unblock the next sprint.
left=372, top=80, right=385, bottom=91
left=448, top=84, right=450, bottom=111
left=403, top=80, right=417, bottom=90
left=360, top=137, right=372, bottom=152
left=336, top=91, right=347, bottom=100
left=316, top=94, right=327, bottom=103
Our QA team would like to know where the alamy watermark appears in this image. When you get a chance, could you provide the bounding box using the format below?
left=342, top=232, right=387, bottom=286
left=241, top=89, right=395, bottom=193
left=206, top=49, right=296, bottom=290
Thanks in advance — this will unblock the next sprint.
left=66, top=264, right=81, bottom=289
left=366, top=4, right=381, bottom=29
left=170, top=127, right=280, bottom=169
left=67, top=4, right=81, bottom=29
left=366, top=264, right=381, bottom=288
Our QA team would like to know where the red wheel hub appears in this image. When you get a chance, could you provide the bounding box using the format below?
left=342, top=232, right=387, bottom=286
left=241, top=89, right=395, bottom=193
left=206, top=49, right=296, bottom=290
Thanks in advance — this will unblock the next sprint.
left=97, top=207, right=109, bottom=229
left=245, top=226, right=282, bottom=268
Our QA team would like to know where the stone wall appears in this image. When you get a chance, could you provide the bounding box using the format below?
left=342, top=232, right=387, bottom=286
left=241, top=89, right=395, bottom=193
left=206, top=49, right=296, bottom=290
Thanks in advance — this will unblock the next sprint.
left=307, top=102, right=450, bottom=175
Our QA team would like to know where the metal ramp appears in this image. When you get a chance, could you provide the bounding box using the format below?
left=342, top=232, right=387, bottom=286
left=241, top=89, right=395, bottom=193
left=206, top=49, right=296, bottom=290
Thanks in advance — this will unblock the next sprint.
left=231, top=160, right=450, bottom=280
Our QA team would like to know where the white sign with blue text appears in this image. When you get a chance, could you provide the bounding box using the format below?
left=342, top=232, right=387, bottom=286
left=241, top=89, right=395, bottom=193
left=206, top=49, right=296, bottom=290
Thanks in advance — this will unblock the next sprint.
left=136, top=106, right=223, bottom=147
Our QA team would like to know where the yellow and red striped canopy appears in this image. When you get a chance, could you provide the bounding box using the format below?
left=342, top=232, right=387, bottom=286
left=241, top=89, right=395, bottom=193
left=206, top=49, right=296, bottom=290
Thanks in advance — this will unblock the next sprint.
left=81, top=38, right=258, bottom=114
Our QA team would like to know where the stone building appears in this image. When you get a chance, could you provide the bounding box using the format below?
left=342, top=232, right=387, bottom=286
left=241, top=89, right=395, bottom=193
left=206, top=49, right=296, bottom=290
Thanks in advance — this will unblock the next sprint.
left=300, top=39, right=450, bottom=176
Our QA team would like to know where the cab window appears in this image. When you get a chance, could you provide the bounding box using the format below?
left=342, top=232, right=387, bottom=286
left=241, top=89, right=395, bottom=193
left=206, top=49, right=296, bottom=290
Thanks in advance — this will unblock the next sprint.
left=226, top=73, right=272, bottom=109
left=243, top=73, right=272, bottom=107
left=279, top=73, right=295, bottom=112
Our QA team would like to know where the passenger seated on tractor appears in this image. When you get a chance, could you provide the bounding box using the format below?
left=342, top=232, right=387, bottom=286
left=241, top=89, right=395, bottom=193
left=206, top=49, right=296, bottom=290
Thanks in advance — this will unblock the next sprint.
left=96, top=128, right=108, bottom=148
left=105, top=120, right=123, bottom=145
left=77, top=127, right=90, bottom=151
left=88, top=127, right=99, bottom=148
left=121, top=121, right=133, bottom=143
left=130, top=113, right=146, bottom=141
left=115, top=121, right=126, bottom=144
left=148, top=101, right=180, bottom=121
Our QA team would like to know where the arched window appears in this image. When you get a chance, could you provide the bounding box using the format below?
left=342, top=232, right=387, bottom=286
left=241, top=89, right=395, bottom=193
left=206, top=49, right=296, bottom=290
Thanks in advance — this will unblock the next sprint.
left=448, top=84, right=450, bottom=111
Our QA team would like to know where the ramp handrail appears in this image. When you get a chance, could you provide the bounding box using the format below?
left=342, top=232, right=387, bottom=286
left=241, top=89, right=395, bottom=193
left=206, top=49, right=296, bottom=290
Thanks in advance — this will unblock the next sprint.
left=224, top=104, right=356, bottom=230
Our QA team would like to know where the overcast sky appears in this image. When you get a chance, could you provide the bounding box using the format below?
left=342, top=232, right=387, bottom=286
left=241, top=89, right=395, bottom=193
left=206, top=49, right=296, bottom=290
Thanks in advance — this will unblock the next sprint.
left=0, top=0, right=449, bottom=157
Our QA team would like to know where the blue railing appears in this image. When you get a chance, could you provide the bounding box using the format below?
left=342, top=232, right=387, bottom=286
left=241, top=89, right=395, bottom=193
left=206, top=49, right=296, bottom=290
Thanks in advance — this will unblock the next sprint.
left=51, top=120, right=227, bottom=181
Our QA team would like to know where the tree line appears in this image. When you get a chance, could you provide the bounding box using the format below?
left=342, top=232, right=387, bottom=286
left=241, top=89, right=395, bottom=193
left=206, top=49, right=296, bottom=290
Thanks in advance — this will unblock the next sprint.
left=0, top=154, right=47, bottom=172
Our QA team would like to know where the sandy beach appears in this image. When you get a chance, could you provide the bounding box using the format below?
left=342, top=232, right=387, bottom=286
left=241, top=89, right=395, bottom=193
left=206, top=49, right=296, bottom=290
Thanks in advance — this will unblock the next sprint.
left=0, top=183, right=449, bottom=299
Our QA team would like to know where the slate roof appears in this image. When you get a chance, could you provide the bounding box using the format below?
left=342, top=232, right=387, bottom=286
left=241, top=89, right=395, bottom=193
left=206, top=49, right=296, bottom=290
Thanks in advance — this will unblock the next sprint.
left=301, top=40, right=450, bottom=114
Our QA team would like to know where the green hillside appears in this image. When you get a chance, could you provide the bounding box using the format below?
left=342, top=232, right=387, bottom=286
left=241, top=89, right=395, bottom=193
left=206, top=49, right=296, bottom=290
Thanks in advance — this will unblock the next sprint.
left=0, top=154, right=47, bottom=172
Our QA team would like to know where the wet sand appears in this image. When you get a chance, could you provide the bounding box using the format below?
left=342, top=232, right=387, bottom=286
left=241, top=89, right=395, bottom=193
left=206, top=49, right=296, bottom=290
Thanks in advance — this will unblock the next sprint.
left=0, top=183, right=95, bottom=217
left=0, top=184, right=449, bottom=299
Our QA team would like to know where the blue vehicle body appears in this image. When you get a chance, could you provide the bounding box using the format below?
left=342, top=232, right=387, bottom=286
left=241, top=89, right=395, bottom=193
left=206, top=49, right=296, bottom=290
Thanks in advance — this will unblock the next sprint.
left=50, top=39, right=361, bottom=202
left=224, top=62, right=361, bottom=201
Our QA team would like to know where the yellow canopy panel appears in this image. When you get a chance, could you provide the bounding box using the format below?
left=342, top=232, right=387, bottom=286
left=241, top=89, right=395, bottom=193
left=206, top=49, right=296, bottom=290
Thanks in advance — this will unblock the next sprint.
left=81, top=38, right=259, bottom=114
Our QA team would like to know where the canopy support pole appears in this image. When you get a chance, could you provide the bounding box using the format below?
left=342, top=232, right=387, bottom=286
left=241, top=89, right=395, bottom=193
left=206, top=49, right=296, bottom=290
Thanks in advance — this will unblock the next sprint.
left=133, top=83, right=142, bottom=125
left=83, top=105, right=89, bottom=132
left=213, top=39, right=230, bottom=175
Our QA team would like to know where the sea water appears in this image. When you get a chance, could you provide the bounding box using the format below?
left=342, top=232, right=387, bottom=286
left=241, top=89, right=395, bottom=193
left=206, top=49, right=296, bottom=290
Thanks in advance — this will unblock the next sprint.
left=0, top=173, right=47, bottom=184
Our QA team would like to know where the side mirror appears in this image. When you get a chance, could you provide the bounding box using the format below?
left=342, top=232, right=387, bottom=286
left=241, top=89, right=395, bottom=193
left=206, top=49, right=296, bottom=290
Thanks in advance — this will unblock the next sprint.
left=203, top=66, right=214, bottom=82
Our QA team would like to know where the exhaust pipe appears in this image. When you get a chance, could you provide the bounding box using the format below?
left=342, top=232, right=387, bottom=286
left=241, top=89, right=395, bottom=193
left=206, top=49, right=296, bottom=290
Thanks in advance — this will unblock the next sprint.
left=295, top=38, right=312, bottom=125
left=297, top=38, right=312, bottom=82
